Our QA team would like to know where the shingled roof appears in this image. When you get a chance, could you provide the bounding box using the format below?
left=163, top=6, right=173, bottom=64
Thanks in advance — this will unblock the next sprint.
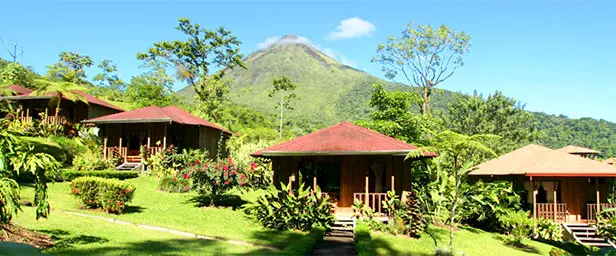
left=83, top=106, right=231, bottom=134
left=469, top=144, right=616, bottom=177
left=1, top=85, right=123, bottom=111
left=252, top=121, right=436, bottom=157
left=558, top=145, right=601, bottom=154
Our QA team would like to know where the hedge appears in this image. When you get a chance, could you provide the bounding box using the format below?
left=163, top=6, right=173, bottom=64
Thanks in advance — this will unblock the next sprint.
left=61, top=170, right=139, bottom=181
left=71, top=177, right=136, bottom=214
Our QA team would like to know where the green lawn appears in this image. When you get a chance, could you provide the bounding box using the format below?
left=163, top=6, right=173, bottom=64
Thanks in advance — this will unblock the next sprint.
left=13, top=208, right=274, bottom=255
left=19, top=176, right=306, bottom=249
left=355, top=222, right=568, bottom=256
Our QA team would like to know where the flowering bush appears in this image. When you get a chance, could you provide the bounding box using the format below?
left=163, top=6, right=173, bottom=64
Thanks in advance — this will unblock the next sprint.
left=191, top=157, right=248, bottom=206
left=158, top=168, right=192, bottom=193
left=71, top=177, right=135, bottom=214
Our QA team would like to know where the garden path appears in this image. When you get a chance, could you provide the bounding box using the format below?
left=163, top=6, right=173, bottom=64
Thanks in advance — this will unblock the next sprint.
left=311, top=230, right=357, bottom=256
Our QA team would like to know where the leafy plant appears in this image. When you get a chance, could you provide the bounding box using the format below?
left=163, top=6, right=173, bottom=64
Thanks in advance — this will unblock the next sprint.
left=352, top=198, right=365, bottom=218
left=246, top=176, right=335, bottom=231
left=70, top=177, right=135, bottom=214
left=498, top=210, right=533, bottom=246
left=73, top=148, right=116, bottom=171
left=158, top=174, right=191, bottom=193
left=191, top=157, right=248, bottom=206
left=535, top=218, right=562, bottom=241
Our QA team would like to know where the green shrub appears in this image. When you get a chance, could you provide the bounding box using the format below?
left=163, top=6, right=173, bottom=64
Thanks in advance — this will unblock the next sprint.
left=246, top=177, right=335, bottom=231
left=498, top=210, right=533, bottom=245
left=70, top=177, right=135, bottom=213
left=60, top=170, right=138, bottom=181
left=50, top=136, right=86, bottom=164
left=549, top=248, right=571, bottom=256
left=191, top=157, right=248, bottom=206
left=158, top=175, right=191, bottom=193
left=73, top=149, right=116, bottom=171
left=535, top=218, right=562, bottom=241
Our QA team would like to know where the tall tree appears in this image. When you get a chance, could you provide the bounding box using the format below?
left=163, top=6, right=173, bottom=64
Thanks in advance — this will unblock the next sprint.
left=373, top=23, right=471, bottom=115
left=0, top=62, right=36, bottom=88
left=268, top=76, right=297, bottom=139
left=46, top=52, right=93, bottom=84
left=125, top=60, right=177, bottom=108
left=93, top=59, right=125, bottom=99
left=33, top=79, right=86, bottom=116
left=356, top=83, right=432, bottom=144
left=445, top=91, right=538, bottom=154
left=137, top=17, right=246, bottom=121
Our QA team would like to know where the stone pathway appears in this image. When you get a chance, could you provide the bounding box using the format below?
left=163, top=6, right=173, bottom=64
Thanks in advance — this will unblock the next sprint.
left=312, top=229, right=357, bottom=256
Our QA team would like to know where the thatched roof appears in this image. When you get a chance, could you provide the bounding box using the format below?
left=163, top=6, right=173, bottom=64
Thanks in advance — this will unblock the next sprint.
left=470, top=144, right=616, bottom=177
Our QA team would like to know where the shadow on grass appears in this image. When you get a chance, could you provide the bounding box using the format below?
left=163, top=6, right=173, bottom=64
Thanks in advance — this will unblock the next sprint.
left=425, top=225, right=448, bottom=248
left=534, top=238, right=589, bottom=255
left=493, top=235, right=541, bottom=255
left=189, top=194, right=248, bottom=210
left=122, top=205, right=146, bottom=214
left=42, top=238, right=278, bottom=256
left=36, top=229, right=109, bottom=249
left=356, top=227, right=433, bottom=256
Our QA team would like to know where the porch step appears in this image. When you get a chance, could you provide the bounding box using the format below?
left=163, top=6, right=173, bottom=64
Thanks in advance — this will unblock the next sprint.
left=125, top=156, right=143, bottom=163
left=332, top=217, right=356, bottom=232
left=116, top=162, right=143, bottom=171
left=563, top=223, right=616, bottom=249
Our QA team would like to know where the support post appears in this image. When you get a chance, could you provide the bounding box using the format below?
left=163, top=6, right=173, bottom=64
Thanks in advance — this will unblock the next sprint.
left=553, top=181, right=557, bottom=222
left=596, top=178, right=600, bottom=222
left=365, top=175, right=369, bottom=206
left=103, top=137, right=108, bottom=159
left=163, top=124, right=168, bottom=148
left=25, top=108, right=29, bottom=121
left=119, top=137, right=123, bottom=162
left=391, top=175, right=395, bottom=192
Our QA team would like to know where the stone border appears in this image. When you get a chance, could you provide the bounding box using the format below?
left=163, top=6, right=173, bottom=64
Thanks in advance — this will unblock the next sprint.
left=58, top=210, right=280, bottom=251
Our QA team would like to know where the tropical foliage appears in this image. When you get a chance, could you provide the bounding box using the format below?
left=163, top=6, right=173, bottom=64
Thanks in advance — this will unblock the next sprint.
left=246, top=177, right=335, bottom=231
left=190, top=157, right=249, bottom=206
left=498, top=210, right=533, bottom=246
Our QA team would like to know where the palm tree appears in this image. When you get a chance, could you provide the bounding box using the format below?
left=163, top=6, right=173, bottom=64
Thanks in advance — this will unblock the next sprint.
left=32, top=79, right=87, bottom=117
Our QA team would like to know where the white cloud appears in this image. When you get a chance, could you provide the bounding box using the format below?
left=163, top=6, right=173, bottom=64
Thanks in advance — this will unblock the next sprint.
left=256, top=36, right=281, bottom=49
left=325, top=17, right=376, bottom=40
left=256, top=35, right=359, bottom=68
left=257, top=35, right=315, bottom=49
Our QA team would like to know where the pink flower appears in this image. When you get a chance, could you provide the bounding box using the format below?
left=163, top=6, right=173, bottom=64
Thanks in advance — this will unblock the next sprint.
left=239, top=182, right=244, bottom=186
left=224, top=181, right=230, bottom=185
left=250, top=162, right=258, bottom=169
left=223, top=165, right=229, bottom=171
left=240, top=174, right=246, bottom=180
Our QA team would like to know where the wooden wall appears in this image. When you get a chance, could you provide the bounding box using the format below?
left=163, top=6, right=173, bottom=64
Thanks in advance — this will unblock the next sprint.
left=270, top=154, right=414, bottom=207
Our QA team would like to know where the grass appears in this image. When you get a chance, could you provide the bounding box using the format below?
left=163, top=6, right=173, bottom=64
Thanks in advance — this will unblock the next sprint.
left=355, top=222, right=567, bottom=256
left=19, top=176, right=306, bottom=249
left=13, top=208, right=275, bottom=255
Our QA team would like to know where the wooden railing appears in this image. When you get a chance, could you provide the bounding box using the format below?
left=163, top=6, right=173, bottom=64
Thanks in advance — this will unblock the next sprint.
left=587, top=203, right=616, bottom=220
left=536, top=203, right=568, bottom=222
left=105, top=146, right=127, bottom=161
left=354, top=192, right=388, bottom=216
left=148, top=146, right=165, bottom=156
left=41, top=115, right=66, bottom=125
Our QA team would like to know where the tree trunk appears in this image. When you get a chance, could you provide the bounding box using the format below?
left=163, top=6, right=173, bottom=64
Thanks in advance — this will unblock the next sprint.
left=449, top=176, right=459, bottom=254
left=421, top=87, right=432, bottom=115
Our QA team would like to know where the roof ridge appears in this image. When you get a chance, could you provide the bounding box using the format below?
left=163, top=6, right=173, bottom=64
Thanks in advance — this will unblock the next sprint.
left=260, top=122, right=348, bottom=152
left=341, top=122, right=417, bottom=149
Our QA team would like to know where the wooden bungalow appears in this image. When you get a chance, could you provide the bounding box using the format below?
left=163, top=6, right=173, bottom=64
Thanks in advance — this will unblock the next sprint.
left=1, top=84, right=123, bottom=124
left=469, top=144, right=616, bottom=223
left=251, top=121, right=436, bottom=215
left=82, top=106, right=231, bottom=163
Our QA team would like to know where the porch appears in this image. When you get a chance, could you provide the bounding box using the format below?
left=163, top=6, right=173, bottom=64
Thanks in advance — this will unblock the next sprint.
left=529, top=177, right=612, bottom=223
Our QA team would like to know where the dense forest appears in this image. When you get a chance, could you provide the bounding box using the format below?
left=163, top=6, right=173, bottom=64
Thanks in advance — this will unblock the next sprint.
left=1, top=28, right=614, bottom=158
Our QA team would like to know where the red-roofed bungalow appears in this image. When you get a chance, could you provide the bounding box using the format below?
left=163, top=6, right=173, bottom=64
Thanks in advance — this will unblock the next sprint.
left=83, top=106, right=231, bottom=163
left=1, top=84, right=123, bottom=124
left=252, top=121, right=435, bottom=215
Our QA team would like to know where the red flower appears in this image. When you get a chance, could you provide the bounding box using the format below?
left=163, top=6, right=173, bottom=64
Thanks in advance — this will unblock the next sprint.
left=239, top=182, right=244, bottom=186
left=250, top=162, right=258, bottom=169
left=224, top=181, right=230, bottom=185
left=231, top=170, right=236, bottom=175
left=173, top=177, right=177, bottom=181
left=223, top=165, right=229, bottom=171
left=240, top=174, right=246, bottom=180
left=195, top=160, right=201, bottom=165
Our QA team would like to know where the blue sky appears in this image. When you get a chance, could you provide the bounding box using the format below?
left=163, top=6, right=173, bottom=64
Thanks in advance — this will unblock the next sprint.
left=1, top=1, right=614, bottom=121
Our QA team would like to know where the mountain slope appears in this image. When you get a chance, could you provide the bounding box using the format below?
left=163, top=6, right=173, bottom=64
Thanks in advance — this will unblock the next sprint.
left=177, top=35, right=454, bottom=127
